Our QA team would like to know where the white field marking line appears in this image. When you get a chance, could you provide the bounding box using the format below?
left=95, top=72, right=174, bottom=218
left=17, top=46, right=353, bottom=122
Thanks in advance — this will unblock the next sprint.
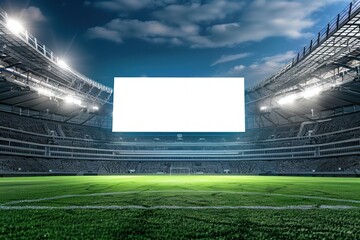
left=2, top=190, right=360, bottom=206
left=0, top=205, right=358, bottom=210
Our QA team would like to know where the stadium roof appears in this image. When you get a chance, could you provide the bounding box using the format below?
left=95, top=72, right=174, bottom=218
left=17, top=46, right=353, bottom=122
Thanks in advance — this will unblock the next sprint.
left=1, top=2, right=360, bottom=128
left=0, top=7, right=112, bottom=122
left=246, top=0, right=360, bottom=127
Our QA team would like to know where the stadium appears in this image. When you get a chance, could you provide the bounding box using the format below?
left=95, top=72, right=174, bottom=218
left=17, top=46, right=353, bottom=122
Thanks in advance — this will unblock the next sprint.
left=0, top=1, right=359, bottom=239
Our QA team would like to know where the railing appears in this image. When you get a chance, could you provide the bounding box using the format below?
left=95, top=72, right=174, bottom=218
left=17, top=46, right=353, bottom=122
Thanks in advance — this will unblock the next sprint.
left=1, top=124, right=360, bottom=149
left=0, top=136, right=359, bottom=161
left=250, top=0, right=360, bottom=92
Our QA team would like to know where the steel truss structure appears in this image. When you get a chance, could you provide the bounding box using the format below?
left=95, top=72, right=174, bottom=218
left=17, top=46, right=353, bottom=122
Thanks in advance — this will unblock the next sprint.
left=0, top=7, right=112, bottom=125
left=1, top=2, right=360, bottom=129
left=246, top=0, right=360, bottom=128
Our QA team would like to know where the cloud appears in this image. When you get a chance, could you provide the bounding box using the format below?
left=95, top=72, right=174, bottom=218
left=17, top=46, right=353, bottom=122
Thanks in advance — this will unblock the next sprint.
left=84, top=1, right=92, bottom=6
left=198, top=0, right=344, bottom=47
left=211, top=53, right=251, bottom=66
left=224, top=51, right=296, bottom=87
left=86, top=0, right=345, bottom=48
left=94, top=0, right=151, bottom=11
left=153, top=0, right=243, bottom=24
left=86, top=19, right=183, bottom=44
left=261, top=51, right=298, bottom=64
left=226, top=64, right=246, bottom=76
left=19, top=6, right=46, bottom=22
left=86, top=0, right=176, bottom=11
left=86, top=26, right=123, bottom=43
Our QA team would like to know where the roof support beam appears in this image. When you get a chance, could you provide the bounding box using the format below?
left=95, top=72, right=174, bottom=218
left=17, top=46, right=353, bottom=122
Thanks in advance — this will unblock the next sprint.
left=64, top=109, right=84, bottom=123
left=272, top=109, right=294, bottom=123
left=262, top=114, right=277, bottom=126
left=80, top=114, right=97, bottom=125
left=0, top=91, right=29, bottom=101
left=14, top=95, right=45, bottom=106
left=333, top=62, right=358, bottom=72
left=280, top=107, right=313, bottom=121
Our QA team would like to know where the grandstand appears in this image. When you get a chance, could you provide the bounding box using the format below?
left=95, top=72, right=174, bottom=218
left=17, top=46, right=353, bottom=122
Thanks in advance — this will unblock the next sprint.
left=0, top=2, right=360, bottom=176
left=1, top=2, right=360, bottom=240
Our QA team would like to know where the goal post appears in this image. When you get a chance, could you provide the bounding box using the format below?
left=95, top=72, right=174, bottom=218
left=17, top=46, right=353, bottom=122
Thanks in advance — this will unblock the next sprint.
left=169, top=167, right=191, bottom=175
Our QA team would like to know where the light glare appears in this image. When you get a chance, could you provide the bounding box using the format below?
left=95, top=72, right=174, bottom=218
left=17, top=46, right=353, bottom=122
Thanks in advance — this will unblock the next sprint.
left=57, top=59, right=69, bottom=69
left=278, top=94, right=296, bottom=105
left=65, top=95, right=81, bottom=106
left=6, top=18, right=24, bottom=35
left=302, top=86, right=322, bottom=99
left=36, top=88, right=54, bottom=97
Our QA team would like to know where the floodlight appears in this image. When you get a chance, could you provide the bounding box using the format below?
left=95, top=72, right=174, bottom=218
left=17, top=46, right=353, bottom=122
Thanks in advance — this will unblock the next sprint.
left=36, top=87, right=54, bottom=97
left=64, top=95, right=74, bottom=103
left=260, top=106, right=268, bottom=111
left=65, top=95, right=81, bottom=106
left=6, top=18, right=24, bottom=35
left=302, top=86, right=322, bottom=99
left=92, top=106, right=99, bottom=111
left=57, top=59, right=69, bottom=69
left=278, top=94, right=296, bottom=105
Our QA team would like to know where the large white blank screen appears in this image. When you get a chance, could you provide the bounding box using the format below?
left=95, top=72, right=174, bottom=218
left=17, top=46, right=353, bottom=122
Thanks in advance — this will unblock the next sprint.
left=112, top=77, right=245, bottom=132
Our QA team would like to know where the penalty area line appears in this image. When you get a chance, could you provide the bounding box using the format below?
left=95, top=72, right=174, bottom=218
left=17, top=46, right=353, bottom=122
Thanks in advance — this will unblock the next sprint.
left=0, top=205, right=358, bottom=210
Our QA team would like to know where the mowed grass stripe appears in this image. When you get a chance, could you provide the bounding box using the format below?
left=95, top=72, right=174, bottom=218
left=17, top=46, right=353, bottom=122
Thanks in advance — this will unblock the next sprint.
left=2, top=190, right=360, bottom=207
left=0, top=176, right=359, bottom=239
left=0, top=204, right=358, bottom=210
left=0, top=176, right=359, bottom=204
left=1, top=207, right=359, bottom=239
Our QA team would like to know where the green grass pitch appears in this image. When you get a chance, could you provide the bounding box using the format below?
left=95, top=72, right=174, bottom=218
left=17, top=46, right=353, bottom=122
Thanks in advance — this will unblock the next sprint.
left=0, top=175, right=359, bottom=239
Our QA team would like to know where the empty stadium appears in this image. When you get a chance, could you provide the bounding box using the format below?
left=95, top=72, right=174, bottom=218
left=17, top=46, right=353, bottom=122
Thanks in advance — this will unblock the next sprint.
left=0, top=1, right=359, bottom=239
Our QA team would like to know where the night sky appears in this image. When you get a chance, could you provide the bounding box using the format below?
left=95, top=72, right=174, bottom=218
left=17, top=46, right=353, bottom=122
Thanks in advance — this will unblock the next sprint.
left=0, top=0, right=350, bottom=89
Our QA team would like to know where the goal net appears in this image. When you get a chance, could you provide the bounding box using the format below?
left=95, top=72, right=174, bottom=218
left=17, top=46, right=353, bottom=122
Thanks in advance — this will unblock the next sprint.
left=169, top=167, right=190, bottom=175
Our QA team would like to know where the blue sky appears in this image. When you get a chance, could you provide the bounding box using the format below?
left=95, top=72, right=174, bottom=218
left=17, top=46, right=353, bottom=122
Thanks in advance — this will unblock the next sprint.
left=0, top=0, right=350, bottom=88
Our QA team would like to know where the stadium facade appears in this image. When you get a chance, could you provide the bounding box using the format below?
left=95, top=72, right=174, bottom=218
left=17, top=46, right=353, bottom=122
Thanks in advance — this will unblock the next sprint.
left=0, top=2, right=360, bottom=175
